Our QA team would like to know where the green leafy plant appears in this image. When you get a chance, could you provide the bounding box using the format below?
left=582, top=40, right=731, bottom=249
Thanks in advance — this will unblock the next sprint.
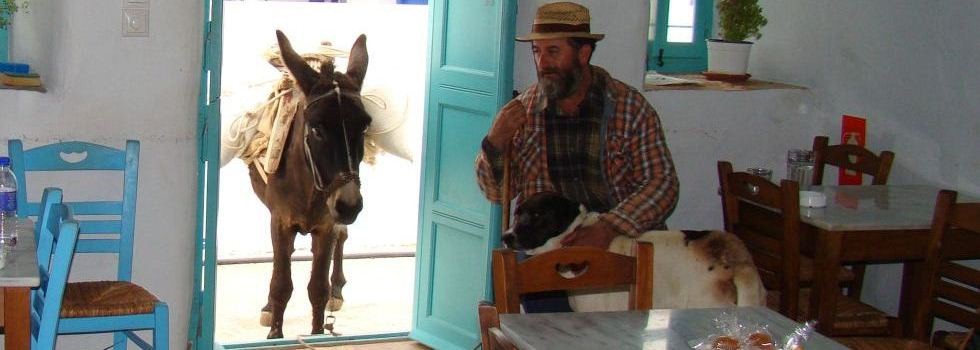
left=1, top=0, right=29, bottom=30
left=717, top=0, right=768, bottom=42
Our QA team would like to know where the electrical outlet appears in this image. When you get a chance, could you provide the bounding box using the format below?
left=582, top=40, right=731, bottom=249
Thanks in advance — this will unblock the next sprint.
left=122, top=8, right=149, bottom=37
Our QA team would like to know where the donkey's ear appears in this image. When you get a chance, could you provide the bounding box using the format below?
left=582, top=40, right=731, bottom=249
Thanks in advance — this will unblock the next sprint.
left=346, top=34, right=369, bottom=90
left=276, top=30, right=319, bottom=94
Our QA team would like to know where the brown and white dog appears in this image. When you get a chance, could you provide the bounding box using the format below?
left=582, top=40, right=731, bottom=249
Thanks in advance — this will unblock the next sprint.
left=503, top=192, right=766, bottom=312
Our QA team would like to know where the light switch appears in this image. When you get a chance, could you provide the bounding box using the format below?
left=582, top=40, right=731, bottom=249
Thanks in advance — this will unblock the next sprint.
left=124, top=0, right=149, bottom=8
left=122, top=8, right=149, bottom=37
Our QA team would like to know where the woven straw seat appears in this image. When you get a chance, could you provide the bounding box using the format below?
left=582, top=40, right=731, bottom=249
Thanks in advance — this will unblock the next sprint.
left=61, top=281, right=160, bottom=318
left=932, top=331, right=971, bottom=350
left=834, top=337, right=938, bottom=350
left=766, top=289, right=894, bottom=335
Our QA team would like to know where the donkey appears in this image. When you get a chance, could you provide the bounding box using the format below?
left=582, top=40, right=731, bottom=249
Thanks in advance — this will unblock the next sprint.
left=248, top=30, right=371, bottom=339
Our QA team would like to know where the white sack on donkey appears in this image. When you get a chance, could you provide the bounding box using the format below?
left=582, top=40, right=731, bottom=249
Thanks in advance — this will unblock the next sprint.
left=503, top=192, right=767, bottom=312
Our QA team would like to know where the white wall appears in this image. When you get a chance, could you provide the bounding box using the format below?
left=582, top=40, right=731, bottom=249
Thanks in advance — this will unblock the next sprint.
left=0, top=0, right=202, bottom=348
left=514, top=0, right=980, bottom=319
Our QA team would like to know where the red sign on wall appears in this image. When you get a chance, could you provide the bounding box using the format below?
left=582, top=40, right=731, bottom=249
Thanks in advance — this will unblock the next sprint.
left=840, top=115, right=867, bottom=185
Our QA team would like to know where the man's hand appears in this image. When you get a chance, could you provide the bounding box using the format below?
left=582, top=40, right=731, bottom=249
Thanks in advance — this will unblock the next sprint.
left=560, top=219, right=619, bottom=249
left=486, top=99, right=528, bottom=150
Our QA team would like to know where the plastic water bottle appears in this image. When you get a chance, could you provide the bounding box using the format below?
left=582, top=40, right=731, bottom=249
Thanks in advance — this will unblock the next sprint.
left=0, top=156, right=19, bottom=249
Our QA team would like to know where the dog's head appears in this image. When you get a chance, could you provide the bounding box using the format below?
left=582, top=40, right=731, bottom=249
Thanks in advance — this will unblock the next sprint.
left=502, top=192, right=583, bottom=252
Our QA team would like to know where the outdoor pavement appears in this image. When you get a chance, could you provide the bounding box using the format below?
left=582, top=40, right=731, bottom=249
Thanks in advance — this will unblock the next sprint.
left=215, top=256, right=416, bottom=345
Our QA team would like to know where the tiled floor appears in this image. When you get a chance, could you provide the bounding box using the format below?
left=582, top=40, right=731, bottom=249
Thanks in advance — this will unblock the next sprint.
left=216, top=257, right=417, bottom=346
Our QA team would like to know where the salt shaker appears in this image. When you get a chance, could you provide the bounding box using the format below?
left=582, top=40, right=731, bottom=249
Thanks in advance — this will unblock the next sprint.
left=786, top=149, right=814, bottom=186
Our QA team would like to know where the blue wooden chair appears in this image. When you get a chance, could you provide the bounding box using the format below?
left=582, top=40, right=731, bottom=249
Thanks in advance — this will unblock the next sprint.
left=8, top=140, right=169, bottom=350
left=31, top=188, right=81, bottom=350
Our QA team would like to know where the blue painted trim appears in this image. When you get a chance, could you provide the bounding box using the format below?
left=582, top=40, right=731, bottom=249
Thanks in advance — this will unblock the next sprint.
left=647, top=0, right=713, bottom=73
left=1, top=26, right=8, bottom=61
left=0, top=11, right=8, bottom=61
left=191, top=0, right=222, bottom=348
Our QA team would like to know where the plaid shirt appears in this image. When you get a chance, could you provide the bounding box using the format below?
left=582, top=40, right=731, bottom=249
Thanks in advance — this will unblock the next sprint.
left=476, top=66, right=679, bottom=237
left=544, top=77, right=609, bottom=212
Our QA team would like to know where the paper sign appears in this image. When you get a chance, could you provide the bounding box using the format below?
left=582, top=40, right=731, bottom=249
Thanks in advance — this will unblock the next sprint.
left=839, top=115, right=867, bottom=185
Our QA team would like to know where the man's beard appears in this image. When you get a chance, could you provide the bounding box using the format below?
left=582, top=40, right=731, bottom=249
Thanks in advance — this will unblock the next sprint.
left=538, top=61, right=584, bottom=101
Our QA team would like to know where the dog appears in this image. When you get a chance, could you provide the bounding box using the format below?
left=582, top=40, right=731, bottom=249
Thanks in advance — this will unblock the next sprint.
left=503, top=192, right=766, bottom=312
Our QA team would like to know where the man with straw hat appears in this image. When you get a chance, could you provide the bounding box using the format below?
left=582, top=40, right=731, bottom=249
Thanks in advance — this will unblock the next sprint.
left=476, top=1, right=679, bottom=249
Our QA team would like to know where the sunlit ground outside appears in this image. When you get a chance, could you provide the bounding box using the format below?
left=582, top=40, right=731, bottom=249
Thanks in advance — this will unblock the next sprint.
left=216, top=0, right=426, bottom=344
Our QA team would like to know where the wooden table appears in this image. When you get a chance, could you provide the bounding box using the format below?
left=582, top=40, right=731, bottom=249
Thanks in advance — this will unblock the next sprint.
left=742, top=185, right=980, bottom=334
left=499, top=307, right=848, bottom=349
left=0, top=218, right=39, bottom=350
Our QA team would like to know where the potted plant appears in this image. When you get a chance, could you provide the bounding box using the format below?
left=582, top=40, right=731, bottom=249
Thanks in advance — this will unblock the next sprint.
left=706, top=0, right=767, bottom=76
left=0, top=0, right=26, bottom=30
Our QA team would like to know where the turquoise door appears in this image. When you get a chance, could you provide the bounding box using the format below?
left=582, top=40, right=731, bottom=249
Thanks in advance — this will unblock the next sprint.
left=411, top=1, right=516, bottom=349
left=190, top=0, right=222, bottom=348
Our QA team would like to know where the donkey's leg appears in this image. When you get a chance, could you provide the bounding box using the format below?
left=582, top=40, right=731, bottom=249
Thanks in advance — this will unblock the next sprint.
left=327, top=224, right=348, bottom=312
left=262, top=219, right=296, bottom=339
left=308, top=226, right=336, bottom=335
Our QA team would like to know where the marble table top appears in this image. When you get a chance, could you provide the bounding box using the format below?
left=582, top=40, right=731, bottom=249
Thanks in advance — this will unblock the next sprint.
left=500, top=307, right=848, bottom=350
left=798, top=185, right=977, bottom=231
left=0, top=218, right=39, bottom=287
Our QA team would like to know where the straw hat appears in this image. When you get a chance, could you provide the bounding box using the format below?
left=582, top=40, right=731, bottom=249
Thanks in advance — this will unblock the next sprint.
left=516, top=2, right=604, bottom=42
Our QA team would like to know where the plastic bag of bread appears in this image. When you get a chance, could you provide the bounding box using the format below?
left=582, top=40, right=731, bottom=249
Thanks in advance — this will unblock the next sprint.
left=690, top=312, right=817, bottom=350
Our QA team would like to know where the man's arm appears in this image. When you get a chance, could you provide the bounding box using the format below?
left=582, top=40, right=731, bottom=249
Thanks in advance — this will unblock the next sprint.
left=600, top=96, right=680, bottom=237
left=475, top=99, right=528, bottom=202
left=475, top=140, right=506, bottom=202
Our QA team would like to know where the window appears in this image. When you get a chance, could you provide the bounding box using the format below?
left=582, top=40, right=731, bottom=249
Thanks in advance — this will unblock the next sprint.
left=1, top=26, right=8, bottom=61
left=647, top=0, right=713, bottom=73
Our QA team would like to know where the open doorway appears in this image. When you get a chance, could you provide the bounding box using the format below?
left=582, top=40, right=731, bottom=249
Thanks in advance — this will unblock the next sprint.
left=214, top=0, right=428, bottom=345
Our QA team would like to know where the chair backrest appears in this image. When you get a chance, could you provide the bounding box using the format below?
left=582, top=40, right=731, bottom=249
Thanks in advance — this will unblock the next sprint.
left=491, top=242, right=654, bottom=314
left=31, top=189, right=81, bottom=350
left=8, top=139, right=139, bottom=282
left=911, top=190, right=980, bottom=342
left=718, top=160, right=802, bottom=319
left=811, top=135, right=895, bottom=186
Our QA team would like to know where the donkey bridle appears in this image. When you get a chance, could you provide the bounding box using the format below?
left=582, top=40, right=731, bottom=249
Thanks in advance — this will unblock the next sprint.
left=303, top=81, right=360, bottom=192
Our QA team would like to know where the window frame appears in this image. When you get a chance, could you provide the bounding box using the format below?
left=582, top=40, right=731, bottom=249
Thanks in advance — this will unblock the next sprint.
left=647, top=0, right=714, bottom=73
left=1, top=17, right=8, bottom=61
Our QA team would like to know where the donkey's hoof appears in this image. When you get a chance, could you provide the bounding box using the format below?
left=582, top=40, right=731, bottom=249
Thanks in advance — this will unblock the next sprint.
left=260, top=311, right=272, bottom=327
left=267, top=327, right=284, bottom=339
left=327, top=297, right=344, bottom=311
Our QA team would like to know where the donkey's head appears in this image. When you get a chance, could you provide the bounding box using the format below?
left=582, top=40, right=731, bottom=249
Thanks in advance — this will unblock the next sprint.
left=277, top=30, right=371, bottom=225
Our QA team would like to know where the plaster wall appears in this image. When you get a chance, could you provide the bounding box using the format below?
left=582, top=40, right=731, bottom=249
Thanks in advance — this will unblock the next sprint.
left=0, top=0, right=202, bottom=348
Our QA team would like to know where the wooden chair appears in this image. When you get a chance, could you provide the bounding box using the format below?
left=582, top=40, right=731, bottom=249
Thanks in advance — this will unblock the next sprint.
left=718, top=160, right=893, bottom=335
left=31, top=188, right=81, bottom=350
left=8, top=140, right=169, bottom=349
left=810, top=135, right=897, bottom=299
left=477, top=301, right=516, bottom=350
left=836, top=190, right=980, bottom=349
left=491, top=243, right=654, bottom=314
left=481, top=242, right=653, bottom=349
left=811, top=135, right=895, bottom=187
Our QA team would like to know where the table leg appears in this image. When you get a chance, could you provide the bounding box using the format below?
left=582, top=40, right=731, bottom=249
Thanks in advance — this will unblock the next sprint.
left=899, top=261, right=924, bottom=340
left=4, top=287, right=31, bottom=350
left=811, top=229, right=842, bottom=335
